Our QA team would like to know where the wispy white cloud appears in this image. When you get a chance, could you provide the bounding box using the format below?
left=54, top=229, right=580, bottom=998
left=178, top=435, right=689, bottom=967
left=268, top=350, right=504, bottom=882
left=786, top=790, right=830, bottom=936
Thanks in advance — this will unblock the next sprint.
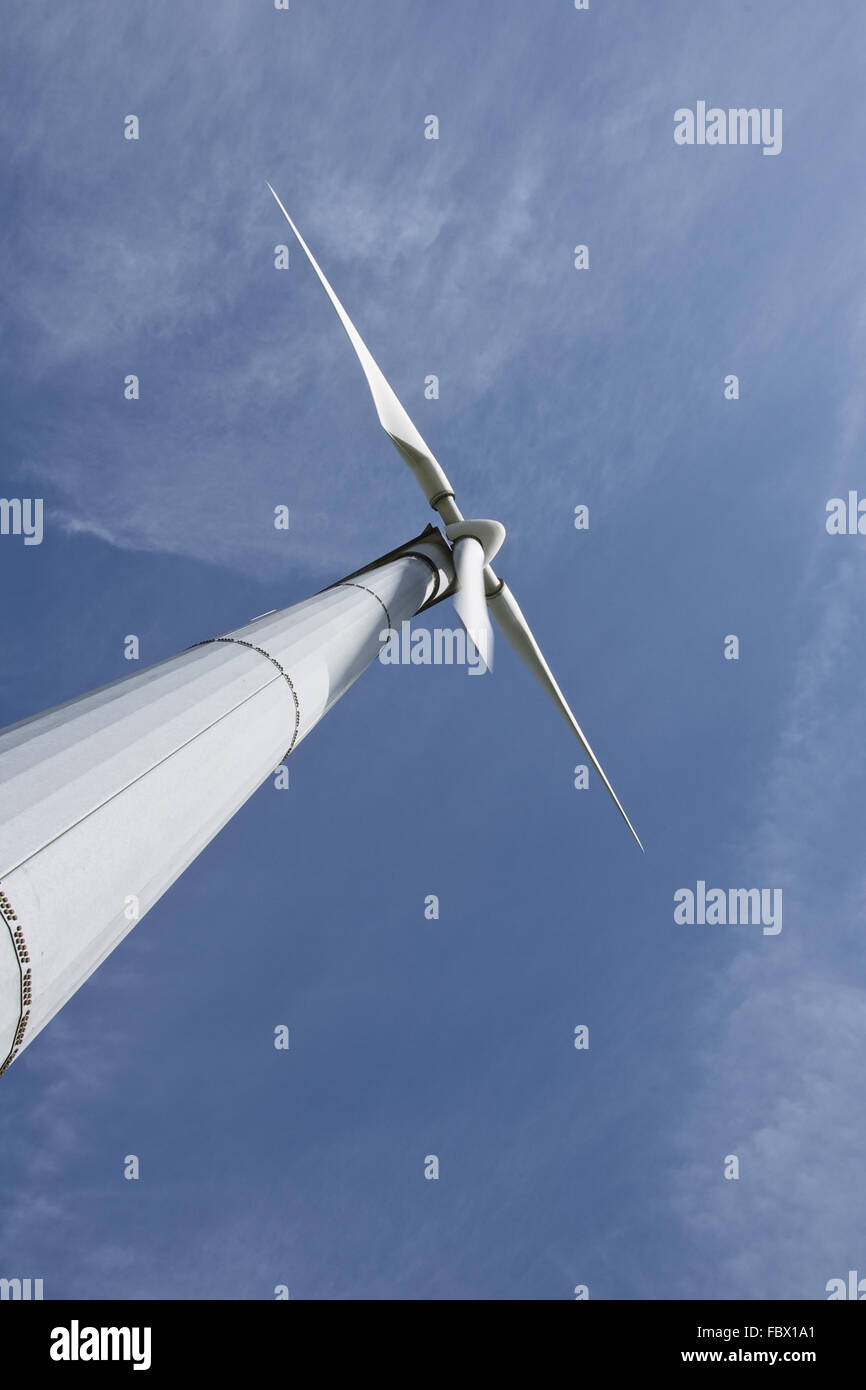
left=661, top=324, right=866, bottom=1298
left=11, top=1, right=848, bottom=581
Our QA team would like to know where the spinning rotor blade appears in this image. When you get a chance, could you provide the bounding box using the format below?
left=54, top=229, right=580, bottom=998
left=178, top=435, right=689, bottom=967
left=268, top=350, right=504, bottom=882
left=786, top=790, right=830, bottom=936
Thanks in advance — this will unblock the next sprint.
left=267, top=184, right=455, bottom=510
left=452, top=536, right=494, bottom=671
left=487, top=581, right=644, bottom=851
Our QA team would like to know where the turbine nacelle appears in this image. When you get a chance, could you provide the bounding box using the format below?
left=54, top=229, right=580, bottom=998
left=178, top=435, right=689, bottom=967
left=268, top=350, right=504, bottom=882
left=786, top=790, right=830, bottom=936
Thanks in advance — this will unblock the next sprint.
left=444, top=518, right=506, bottom=565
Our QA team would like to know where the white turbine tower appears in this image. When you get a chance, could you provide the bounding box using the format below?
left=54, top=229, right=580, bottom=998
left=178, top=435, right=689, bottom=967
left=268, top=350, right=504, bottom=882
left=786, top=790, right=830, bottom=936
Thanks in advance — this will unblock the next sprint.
left=0, top=190, right=641, bottom=1080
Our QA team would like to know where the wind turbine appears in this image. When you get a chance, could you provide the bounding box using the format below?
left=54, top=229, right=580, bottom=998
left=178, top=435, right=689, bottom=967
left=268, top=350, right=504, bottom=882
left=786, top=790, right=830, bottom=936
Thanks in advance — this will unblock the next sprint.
left=0, top=190, right=641, bottom=1081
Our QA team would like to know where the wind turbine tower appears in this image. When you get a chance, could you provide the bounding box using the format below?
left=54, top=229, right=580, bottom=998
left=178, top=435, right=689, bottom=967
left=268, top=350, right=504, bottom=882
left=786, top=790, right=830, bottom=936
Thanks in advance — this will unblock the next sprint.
left=0, top=189, right=641, bottom=1079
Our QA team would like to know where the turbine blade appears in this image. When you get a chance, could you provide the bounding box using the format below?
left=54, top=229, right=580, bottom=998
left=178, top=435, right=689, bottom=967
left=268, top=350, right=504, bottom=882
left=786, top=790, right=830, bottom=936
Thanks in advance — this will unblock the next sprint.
left=267, top=184, right=455, bottom=508
left=487, top=581, right=643, bottom=851
left=452, top=537, right=493, bottom=671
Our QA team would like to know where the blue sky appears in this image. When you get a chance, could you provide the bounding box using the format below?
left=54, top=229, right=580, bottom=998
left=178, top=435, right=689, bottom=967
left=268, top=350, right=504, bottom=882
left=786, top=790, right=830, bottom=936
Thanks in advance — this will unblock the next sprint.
left=1, top=0, right=865, bottom=1299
